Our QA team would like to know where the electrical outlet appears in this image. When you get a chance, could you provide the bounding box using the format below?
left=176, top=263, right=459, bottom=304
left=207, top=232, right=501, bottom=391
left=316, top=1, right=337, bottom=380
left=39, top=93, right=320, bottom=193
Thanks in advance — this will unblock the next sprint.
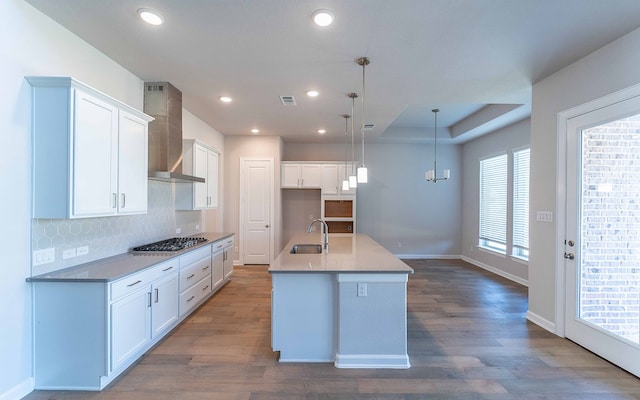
left=357, top=282, right=368, bottom=297
left=176, top=227, right=182, bottom=234
left=76, top=246, right=89, bottom=256
left=397, top=241, right=402, bottom=248
left=195, top=224, right=200, bottom=231
left=62, top=248, right=77, bottom=259
left=33, top=248, right=55, bottom=266
left=234, top=246, right=238, bottom=253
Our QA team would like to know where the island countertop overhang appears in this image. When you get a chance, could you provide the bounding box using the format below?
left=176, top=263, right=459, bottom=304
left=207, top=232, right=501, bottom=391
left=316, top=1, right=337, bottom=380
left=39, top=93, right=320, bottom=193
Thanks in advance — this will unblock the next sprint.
left=269, top=233, right=414, bottom=274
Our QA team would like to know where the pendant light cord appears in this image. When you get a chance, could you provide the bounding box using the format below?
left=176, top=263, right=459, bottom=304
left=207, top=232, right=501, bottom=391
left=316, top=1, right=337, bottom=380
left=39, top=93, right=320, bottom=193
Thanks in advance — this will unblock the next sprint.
left=349, top=93, right=358, bottom=175
left=361, top=59, right=366, bottom=167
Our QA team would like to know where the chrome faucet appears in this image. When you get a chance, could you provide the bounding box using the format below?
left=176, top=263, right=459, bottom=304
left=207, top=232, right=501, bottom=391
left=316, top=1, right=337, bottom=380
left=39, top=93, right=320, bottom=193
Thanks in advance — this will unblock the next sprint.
left=307, top=218, right=329, bottom=250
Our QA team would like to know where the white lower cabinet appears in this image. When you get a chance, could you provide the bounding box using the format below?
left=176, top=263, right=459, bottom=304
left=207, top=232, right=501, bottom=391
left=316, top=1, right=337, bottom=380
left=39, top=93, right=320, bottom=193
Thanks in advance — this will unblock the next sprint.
left=110, top=259, right=179, bottom=372
left=212, top=244, right=225, bottom=288
left=223, top=237, right=234, bottom=280
left=178, top=245, right=212, bottom=317
left=30, top=236, right=235, bottom=391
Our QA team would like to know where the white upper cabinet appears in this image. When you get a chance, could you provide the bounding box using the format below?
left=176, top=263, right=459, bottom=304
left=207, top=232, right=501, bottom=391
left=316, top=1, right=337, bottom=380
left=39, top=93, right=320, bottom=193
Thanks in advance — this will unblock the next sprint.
left=281, top=163, right=322, bottom=188
left=27, top=76, right=152, bottom=219
left=282, top=162, right=355, bottom=195
left=176, top=139, right=219, bottom=210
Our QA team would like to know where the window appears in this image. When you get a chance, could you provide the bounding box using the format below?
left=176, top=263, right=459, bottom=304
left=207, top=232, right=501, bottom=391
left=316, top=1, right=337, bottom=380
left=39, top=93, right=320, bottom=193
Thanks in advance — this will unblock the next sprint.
left=479, top=154, right=508, bottom=253
left=512, top=148, right=530, bottom=260
left=478, top=148, right=530, bottom=261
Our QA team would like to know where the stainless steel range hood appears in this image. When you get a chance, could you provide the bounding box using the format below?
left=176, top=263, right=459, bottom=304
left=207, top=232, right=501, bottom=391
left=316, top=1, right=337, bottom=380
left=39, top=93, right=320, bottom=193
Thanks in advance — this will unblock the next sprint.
left=144, top=82, right=205, bottom=183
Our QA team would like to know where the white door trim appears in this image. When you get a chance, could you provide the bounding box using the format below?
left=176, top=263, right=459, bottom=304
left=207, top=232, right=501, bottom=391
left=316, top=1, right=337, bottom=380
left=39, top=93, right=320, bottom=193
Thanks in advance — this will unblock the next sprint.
left=239, top=157, right=274, bottom=265
left=555, top=82, right=640, bottom=337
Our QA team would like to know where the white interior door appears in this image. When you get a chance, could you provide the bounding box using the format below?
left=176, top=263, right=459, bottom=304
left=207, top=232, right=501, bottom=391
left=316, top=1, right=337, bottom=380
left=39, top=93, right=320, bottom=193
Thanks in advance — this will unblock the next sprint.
left=565, top=94, right=640, bottom=377
left=241, top=158, right=273, bottom=265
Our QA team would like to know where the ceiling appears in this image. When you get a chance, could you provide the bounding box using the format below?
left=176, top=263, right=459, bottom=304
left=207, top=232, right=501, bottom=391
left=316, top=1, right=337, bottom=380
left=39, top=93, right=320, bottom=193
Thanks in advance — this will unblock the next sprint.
left=24, top=0, right=640, bottom=144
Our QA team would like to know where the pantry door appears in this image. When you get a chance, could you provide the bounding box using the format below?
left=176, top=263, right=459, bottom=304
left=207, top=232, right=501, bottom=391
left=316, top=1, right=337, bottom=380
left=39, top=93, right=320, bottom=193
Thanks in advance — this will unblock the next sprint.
left=240, top=158, right=273, bottom=265
left=564, top=93, right=640, bottom=377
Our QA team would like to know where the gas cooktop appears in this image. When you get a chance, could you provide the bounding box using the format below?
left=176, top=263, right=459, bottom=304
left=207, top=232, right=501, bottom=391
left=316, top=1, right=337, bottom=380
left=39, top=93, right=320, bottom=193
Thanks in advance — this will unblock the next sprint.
left=131, top=237, right=208, bottom=254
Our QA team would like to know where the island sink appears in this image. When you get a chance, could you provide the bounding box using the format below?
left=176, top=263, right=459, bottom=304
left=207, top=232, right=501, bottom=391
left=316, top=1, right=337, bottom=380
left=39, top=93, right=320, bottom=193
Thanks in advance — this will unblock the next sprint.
left=290, top=244, right=323, bottom=254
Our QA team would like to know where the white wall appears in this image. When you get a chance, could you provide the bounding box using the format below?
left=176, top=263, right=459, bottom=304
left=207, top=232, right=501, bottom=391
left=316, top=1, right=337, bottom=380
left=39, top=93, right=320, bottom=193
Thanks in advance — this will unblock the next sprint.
left=529, top=27, right=640, bottom=330
left=0, top=1, right=146, bottom=398
left=461, top=118, right=531, bottom=284
left=283, top=142, right=463, bottom=257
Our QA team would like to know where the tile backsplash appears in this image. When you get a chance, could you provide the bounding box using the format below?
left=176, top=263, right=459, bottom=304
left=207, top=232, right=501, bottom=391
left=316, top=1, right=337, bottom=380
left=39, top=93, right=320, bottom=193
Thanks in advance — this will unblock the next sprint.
left=31, top=181, right=202, bottom=276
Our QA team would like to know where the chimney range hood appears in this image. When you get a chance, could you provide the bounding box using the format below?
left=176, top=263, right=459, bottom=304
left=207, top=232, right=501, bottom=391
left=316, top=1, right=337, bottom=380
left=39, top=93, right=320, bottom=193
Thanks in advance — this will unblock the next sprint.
left=144, top=82, right=205, bottom=183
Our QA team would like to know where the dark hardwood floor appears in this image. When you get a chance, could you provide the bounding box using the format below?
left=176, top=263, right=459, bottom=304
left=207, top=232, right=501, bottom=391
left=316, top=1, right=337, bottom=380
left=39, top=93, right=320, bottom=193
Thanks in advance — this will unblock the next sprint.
left=25, top=259, right=640, bottom=399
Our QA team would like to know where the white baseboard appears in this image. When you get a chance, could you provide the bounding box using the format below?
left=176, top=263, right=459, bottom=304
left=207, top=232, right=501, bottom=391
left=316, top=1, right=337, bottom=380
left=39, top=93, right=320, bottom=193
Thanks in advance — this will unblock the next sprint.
left=334, top=353, right=410, bottom=369
left=394, top=253, right=461, bottom=260
left=0, top=377, right=34, bottom=400
left=461, top=256, right=529, bottom=287
left=526, top=310, right=557, bottom=334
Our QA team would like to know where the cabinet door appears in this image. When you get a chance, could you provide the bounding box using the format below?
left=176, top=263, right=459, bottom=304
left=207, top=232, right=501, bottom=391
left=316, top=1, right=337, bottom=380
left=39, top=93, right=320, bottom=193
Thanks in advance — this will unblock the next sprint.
left=321, top=164, right=339, bottom=194
left=207, top=150, right=219, bottom=208
left=212, top=249, right=224, bottom=288
left=151, top=272, right=179, bottom=338
left=301, top=164, right=322, bottom=188
left=281, top=164, right=301, bottom=188
left=223, top=246, right=234, bottom=280
left=117, top=110, right=148, bottom=214
left=193, top=144, right=209, bottom=209
left=73, top=89, right=118, bottom=217
left=110, top=288, right=151, bottom=372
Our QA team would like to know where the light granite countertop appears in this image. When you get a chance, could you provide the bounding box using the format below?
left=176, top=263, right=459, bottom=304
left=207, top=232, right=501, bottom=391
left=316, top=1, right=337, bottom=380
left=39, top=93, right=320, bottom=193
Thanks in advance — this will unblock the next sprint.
left=27, top=232, right=234, bottom=282
left=269, top=233, right=414, bottom=274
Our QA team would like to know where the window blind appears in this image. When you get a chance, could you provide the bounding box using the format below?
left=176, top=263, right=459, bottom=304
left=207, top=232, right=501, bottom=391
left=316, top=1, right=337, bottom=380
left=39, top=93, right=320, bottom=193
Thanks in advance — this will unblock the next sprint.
left=479, top=154, right=508, bottom=251
left=513, top=148, right=530, bottom=258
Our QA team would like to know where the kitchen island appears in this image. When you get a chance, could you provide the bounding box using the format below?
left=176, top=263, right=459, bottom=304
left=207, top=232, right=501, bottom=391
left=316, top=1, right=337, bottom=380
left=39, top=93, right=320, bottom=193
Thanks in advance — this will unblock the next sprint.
left=269, top=233, right=414, bottom=369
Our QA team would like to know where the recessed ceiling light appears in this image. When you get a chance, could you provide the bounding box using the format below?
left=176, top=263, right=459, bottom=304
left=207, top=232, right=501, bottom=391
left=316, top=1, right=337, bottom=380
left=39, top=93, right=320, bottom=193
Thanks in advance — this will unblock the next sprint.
left=251, top=128, right=260, bottom=134
left=312, top=9, right=334, bottom=27
left=138, top=8, right=164, bottom=25
left=317, top=129, right=326, bottom=134
left=219, top=96, right=232, bottom=103
left=306, top=90, right=319, bottom=97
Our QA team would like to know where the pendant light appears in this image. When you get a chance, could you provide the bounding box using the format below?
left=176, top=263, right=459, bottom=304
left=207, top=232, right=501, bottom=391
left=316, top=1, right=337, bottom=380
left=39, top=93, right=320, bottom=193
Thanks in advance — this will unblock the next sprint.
left=342, top=114, right=351, bottom=191
left=356, top=57, right=370, bottom=183
left=425, top=109, right=450, bottom=183
left=348, top=92, right=358, bottom=188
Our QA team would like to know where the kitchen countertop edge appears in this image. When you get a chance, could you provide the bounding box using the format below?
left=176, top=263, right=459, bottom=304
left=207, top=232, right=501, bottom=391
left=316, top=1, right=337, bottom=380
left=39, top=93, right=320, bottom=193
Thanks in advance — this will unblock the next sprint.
left=27, top=232, right=234, bottom=283
left=269, top=233, right=414, bottom=274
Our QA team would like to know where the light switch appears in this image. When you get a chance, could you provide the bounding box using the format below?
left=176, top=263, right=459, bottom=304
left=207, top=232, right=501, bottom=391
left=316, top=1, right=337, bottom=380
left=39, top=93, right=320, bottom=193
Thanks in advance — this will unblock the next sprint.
left=536, top=211, right=553, bottom=222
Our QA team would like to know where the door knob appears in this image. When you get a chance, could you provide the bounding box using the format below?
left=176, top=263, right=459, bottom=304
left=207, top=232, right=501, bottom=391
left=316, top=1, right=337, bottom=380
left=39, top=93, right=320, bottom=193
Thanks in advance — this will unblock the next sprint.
left=567, top=240, right=575, bottom=247
left=265, top=225, right=270, bottom=228
left=564, top=252, right=575, bottom=260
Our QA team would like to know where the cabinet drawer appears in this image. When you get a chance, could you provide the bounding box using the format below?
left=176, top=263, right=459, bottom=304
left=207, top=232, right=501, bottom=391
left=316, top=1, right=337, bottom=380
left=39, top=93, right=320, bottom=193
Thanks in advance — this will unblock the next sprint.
left=213, top=237, right=234, bottom=252
left=179, top=245, right=211, bottom=267
left=179, top=275, right=211, bottom=316
left=110, top=259, right=178, bottom=301
left=179, top=256, right=211, bottom=292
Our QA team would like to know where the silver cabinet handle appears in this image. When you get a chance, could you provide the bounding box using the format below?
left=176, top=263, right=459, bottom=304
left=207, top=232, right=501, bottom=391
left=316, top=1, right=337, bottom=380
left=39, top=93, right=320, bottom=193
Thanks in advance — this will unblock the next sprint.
left=162, top=266, right=174, bottom=272
left=186, top=295, right=195, bottom=302
left=147, top=292, right=151, bottom=307
left=202, top=265, right=210, bottom=271
left=121, top=193, right=126, bottom=208
left=127, top=280, right=142, bottom=287
left=187, top=274, right=195, bottom=280
left=154, top=288, right=159, bottom=303
left=112, top=193, right=117, bottom=208
left=202, top=285, right=209, bottom=291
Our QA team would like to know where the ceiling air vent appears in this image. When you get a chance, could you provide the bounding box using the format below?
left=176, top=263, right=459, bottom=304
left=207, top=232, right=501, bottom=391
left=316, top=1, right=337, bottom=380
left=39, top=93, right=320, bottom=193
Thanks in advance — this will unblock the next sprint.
left=363, top=123, right=375, bottom=130
left=280, top=95, right=296, bottom=106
